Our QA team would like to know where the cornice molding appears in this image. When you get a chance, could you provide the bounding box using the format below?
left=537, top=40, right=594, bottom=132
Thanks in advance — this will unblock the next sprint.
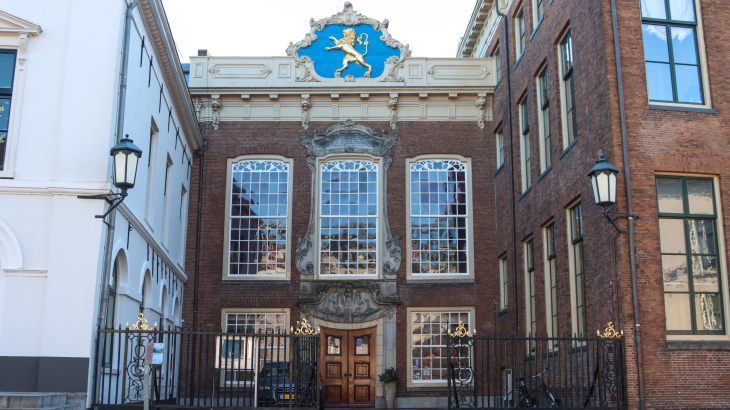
left=0, top=10, right=42, bottom=36
left=0, top=180, right=111, bottom=196
left=137, top=0, right=203, bottom=151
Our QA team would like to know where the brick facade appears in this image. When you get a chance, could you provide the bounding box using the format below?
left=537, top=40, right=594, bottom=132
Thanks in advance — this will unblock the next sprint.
left=484, top=0, right=730, bottom=408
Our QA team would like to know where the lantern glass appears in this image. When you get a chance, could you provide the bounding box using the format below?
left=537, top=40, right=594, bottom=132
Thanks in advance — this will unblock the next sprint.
left=587, top=156, right=620, bottom=206
left=110, top=137, right=142, bottom=191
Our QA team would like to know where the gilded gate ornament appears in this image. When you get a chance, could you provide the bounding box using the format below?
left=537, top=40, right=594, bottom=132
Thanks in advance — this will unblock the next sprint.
left=325, top=28, right=372, bottom=78
left=127, top=312, right=156, bottom=331
left=448, top=321, right=475, bottom=337
left=597, top=322, right=623, bottom=338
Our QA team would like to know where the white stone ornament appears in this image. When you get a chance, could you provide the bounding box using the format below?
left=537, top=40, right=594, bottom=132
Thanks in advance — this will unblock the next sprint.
left=211, top=97, right=221, bottom=130
left=301, top=95, right=311, bottom=130
left=476, top=96, right=486, bottom=129
left=388, top=96, right=398, bottom=129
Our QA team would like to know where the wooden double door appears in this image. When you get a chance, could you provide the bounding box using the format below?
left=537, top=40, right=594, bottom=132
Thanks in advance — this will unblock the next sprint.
left=320, top=327, right=376, bottom=407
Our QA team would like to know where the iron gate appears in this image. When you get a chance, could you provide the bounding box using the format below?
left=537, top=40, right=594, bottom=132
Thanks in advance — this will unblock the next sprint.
left=446, top=327, right=626, bottom=409
left=92, top=317, right=321, bottom=409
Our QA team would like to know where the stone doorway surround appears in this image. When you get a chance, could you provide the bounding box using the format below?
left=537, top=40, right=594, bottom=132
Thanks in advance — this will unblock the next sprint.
left=305, top=315, right=396, bottom=407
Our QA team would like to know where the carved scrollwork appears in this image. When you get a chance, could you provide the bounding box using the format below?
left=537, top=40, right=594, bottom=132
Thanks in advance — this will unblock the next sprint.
left=295, top=234, right=314, bottom=276
left=380, top=56, right=404, bottom=83
left=300, top=282, right=400, bottom=323
left=294, top=56, right=320, bottom=83
left=476, top=96, right=486, bottom=130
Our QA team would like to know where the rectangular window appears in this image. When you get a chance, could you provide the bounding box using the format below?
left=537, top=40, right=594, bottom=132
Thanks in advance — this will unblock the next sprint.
left=409, top=309, right=472, bottom=384
left=222, top=311, right=287, bottom=385
left=657, top=176, right=724, bottom=334
left=320, top=160, right=378, bottom=276
left=568, top=203, right=587, bottom=336
left=519, top=97, right=531, bottom=192
left=641, top=0, right=703, bottom=104
left=228, top=159, right=290, bottom=276
left=409, top=159, right=470, bottom=277
left=145, top=123, right=159, bottom=225
left=500, top=257, right=509, bottom=310
left=534, top=0, right=545, bottom=27
left=0, top=50, right=17, bottom=171
left=544, top=223, right=559, bottom=345
left=560, top=30, right=577, bottom=146
left=537, top=67, right=551, bottom=172
left=524, top=239, right=536, bottom=349
left=494, top=47, right=501, bottom=84
left=516, top=8, right=526, bottom=58
left=496, top=128, right=504, bottom=169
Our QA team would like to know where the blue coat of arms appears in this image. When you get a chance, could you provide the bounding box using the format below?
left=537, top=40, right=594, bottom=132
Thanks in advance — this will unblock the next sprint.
left=286, top=2, right=411, bottom=81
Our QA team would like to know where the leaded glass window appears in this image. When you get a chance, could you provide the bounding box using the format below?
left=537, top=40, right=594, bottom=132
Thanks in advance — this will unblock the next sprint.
left=657, top=176, right=724, bottom=334
left=411, top=311, right=470, bottom=383
left=319, top=160, right=378, bottom=276
left=229, top=160, right=289, bottom=276
left=409, top=160, right=469, bottom=276
left=223, top=312, right=286, bottom=385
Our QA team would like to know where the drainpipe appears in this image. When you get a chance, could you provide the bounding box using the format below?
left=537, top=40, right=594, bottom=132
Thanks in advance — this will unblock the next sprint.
left=91, top=0, right=139, bottom=406
left=494, top=0, right=519, bottom=336
left=192, top=148, right=204, bottom=329
left=609, top=1, right=645, bottom=409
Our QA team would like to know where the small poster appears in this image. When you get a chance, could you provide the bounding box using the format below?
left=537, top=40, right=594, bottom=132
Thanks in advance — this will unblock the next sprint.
left=144, top=343, right=164, bottom=365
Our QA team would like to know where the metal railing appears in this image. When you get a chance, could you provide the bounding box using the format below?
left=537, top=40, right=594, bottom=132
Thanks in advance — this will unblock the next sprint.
left=92, top=322, right=321, bottom=409
left=446, top=330, right=626, bottom=409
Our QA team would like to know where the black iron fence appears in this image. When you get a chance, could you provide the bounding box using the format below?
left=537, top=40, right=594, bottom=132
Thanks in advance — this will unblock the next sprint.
left=446, top=332, right=626, bottom=409
left=92, top=322, right=321, bottom=409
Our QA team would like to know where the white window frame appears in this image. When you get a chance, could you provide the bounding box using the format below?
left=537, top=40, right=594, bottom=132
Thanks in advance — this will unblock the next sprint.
left=161, top=154, right=173, bottom=248
left=557, top=28, right=576, bottom=149
left=0, top=18, right=40, bottom=179
left=145, top=120, right=159, bottom=228
left=524, top=238, right=536, bottom=345
left=494, top=46, right=501, bottom=84
left=496, top=127, right=504, bottom=169
left=536, top=65, right=551, bottom=173
left=532, top=0, right=545, bottom=30
left=178, top=185, right=188, bottom=267
left=657, top=173, right=730, bottom=342
left=406, top=155, right=475, bottom=281
left=500, top=256, right=509, bottom=310
left=514, top=6, right=526, bottom=59
left=406, top=306, right=475, bottom=387
left=315, top=154, right=382, bottom=279
left=219, top=308, right=290, bottom=387
left=641, top=0, right=713, bottom=110
left=222, top=155, right=293, bottom=281
left=542, top=221, right=559, bottom=349
left=518, top=96, right=531, bottom=192
left=566, top=200, right=587, bottom=337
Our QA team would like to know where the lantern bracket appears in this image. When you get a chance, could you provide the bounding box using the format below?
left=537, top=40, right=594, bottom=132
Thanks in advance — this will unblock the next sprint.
left=602, top=206, right=641, bottom=234
left=78, top=190, right=128, bottom=220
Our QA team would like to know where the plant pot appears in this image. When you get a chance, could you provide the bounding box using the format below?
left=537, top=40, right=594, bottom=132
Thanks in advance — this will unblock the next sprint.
left=384, top=381, right=396, bottom=409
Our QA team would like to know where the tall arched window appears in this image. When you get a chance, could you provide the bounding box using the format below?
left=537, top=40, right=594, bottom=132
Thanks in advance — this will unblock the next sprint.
left=319, top=159, right=378, bottom=276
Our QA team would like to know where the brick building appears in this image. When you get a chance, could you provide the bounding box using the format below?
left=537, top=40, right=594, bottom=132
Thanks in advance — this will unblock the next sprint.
left=458, top=0, right=730, bottom=408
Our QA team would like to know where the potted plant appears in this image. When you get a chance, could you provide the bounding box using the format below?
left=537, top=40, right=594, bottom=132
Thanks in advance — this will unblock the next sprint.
left=378, top=367, right=399, bottom=409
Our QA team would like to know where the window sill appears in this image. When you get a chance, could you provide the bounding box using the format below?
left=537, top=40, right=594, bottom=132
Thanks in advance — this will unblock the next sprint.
left=406, top=278, right=475, bottom=284
left=649, top=103, right=715, bottom=114
left=498, top=308, right=509, bottom=317
left=518, top=186, right=532, bottom=201
left=537, top=165, right=552, bottom=182
left=513, top=52, right=525, bottom=70
left=407, top=386, right=449, bottom=392
left=559, top=138, right=578, bottom=160
left=530, top=18, right=544, bottom=41
left=667, top=340, right=730, bottom=350
left=222, top=279, right=291, bottom=285
left=494, top=164, right=504, bottom=177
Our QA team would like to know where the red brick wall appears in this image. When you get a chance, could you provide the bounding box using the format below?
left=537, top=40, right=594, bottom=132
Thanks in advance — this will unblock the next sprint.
left=486, top=0, right=730, bottom=408
left=183, top=119, right=495, bottom=399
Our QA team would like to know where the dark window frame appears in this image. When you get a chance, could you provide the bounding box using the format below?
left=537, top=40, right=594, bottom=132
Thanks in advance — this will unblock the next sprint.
left=569, top=203, right=587, bottom=336
left=526, top=239, right=536, bottom=349
left=641, top=0, right=704, bottom=105
left=517, top=8, right=526, bottom=57
left=0, top=50, right=17, bottom=172
left=656, top=176, right=724, bottom=335
left=538, top=67, right=551, bottom=170
left=520, top=98, right=531, bottom=191
left=560, top=31, right=577, bottom=145
left=546, top=223, right=559, bottom=345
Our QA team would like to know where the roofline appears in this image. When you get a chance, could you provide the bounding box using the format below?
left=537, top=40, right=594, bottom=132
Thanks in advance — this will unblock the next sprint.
left=456, top=0, right=493, bottom=58
left=137, top=0, right=203, bottom=151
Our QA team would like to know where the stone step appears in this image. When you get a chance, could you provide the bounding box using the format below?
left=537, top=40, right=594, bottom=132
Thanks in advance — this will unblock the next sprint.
left=0, top=394, right=67, bottom=409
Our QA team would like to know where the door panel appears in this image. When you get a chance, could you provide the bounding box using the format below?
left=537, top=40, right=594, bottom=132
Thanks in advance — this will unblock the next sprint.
left=321, top=329, right=348, bottom=407
left=321, top=327, right=376, bottom=408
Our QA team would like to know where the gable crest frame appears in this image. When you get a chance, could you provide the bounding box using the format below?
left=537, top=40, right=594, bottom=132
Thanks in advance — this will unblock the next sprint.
left=285, top=2, right=412, bottom=83
left=295, top=119, right=402, bottom=281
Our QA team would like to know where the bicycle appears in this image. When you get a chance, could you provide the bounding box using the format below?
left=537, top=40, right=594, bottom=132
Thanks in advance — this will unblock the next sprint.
left=503, top=368, right=559, bottom=408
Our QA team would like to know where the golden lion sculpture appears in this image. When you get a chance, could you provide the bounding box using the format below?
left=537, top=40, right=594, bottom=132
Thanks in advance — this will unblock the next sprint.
left=325, top=28, right=372, bottom=78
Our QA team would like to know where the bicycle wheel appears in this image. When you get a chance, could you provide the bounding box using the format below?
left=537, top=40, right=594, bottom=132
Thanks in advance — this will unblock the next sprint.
left=503, top=389, right=531, bottom=408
